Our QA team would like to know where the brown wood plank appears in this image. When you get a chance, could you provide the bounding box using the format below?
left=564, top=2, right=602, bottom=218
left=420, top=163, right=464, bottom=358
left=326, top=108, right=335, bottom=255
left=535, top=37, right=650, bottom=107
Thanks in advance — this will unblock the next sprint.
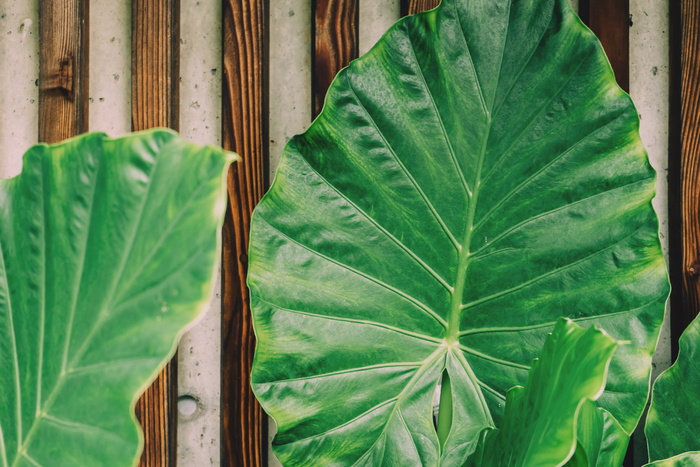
left=221, top=0, right=267, bottom=465
left=312, top=0, right=358, bottom=118
left=132, top=0, right=180, bottom=132
left=401, top=0, right=440, bottom=16
left=578, top=0, right=630, bottom=92
left=131, top=0, right=180, bottom=465
left=670, top=0, right=700, bottom=353
left=38, top=0, right=89, bottom=143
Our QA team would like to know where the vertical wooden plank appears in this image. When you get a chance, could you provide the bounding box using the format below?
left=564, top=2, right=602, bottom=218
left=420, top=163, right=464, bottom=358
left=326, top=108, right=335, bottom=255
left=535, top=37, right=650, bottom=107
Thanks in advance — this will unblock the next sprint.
left=132, top=0, right=180, bottom=132
left=401, top=0, right=440, bottom=16
left=38, top=0, right=89, bottom=143
left=177, top=0, right=223, bottom=464
left=221, top=0, right=267, bottom=465
left=89, top=0, right=131, bottom=135
left=312, top=0, right=358, bottom=117
left=670, top=0, right=700, bottom=352
left=578, top=0, right=630, bottom=92
left=131, top=0, right=180, bottom=465
left=359, top=0, right=400, bottom=55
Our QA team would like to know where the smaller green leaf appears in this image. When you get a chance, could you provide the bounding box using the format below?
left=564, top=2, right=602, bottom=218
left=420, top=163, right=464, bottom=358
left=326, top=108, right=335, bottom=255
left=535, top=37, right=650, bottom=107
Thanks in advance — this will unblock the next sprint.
left=644, top=452, right=700, bottom=467
left=572, top=402, right=628, bottom=466
left=565, top=443, right=590, bottom=467
left=0, top=129, right=236, bottom=466
left=464, top=318, right=618, bottom=467
left=646, top=314, right=700, bottom=461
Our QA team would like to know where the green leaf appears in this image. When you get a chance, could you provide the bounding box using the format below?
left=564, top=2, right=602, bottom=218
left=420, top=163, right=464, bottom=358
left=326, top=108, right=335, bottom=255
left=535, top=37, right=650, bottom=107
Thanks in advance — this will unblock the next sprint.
left=0, top=129, right=235, bottom=466
left=249, top=0, right=668, bottom=464
left=573, top=402, right=628, bottom=467
left=463, top=319, right=618, bottom=467
left=644, top=453, right=700, bottom=467
left=646, top=314, right=700, bottom=461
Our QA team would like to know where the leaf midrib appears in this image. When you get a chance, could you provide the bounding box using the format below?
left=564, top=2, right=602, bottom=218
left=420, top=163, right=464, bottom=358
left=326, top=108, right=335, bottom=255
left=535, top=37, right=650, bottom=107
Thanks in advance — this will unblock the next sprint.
left=447, top=115, right=491, bottom=341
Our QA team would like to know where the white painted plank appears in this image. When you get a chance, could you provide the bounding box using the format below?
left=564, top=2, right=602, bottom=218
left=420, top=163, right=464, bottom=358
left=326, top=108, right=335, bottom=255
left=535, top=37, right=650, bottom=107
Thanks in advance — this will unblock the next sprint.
left=267, top=2, right=313, bottom=465
left=629, top=0, right=670, bottom=464
left=177, top=0, right=223, bottom=464
left=359, top=0, right=400, bottom=55
left=89, top=0, right=131, bottom=135
left=0, top=0, right=39, bottom=179
left=268, top=0, right=312, bottom=181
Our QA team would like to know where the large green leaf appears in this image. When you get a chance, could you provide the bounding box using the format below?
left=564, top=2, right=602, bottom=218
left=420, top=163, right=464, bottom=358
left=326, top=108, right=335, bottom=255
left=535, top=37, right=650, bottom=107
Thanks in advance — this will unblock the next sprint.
left=645, top=314, right=700, bottom=462
left=249, top=0, right=668, bottom=464
left=0, top=129, right=235, bottom=466
left=463, top=319, right=618, bottom=467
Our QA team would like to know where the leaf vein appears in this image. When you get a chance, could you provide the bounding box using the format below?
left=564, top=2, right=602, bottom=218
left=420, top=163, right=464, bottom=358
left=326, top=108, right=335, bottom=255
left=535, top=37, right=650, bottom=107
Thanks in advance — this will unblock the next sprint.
left=291, top=137, right=455, bottom=290
left=458, top=345, right=530, bottom=370
left=405, top=18, right=473, bottom=198
left=470, top=178, right=649, bottom=257
left=464, top=225, right=646, bottom=310
left=480, top=46, right=595, bottom=187
left=473, top=111, right=627, bottom=232
left=256, top=296, right=443, bottom=344
left=256, top=215, right=447, bottom=328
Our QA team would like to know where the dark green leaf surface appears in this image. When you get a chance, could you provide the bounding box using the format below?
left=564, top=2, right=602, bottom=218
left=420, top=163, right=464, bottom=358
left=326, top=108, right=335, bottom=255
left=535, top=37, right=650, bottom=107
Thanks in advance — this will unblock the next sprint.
left=463, top=319, right=617, bottom=467
left=646, top=314, right=700, bottom=462
left=249, top=0, right=668, bottom=464
left=0, top=130, right=235, bottom=466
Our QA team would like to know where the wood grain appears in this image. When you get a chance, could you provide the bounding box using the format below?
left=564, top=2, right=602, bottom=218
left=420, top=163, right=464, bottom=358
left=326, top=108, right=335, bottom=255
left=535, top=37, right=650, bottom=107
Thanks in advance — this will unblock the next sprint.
left=131, top=0, right=180, bottom=465
left=312, top=0, right=358, bottom=117
left=38, top=0, right=89, bottom=143
left=578, top=0, right=630, bottom=92
left=221, top=0, right=267, bottom=465
left=670, top=0, right=700, bottom=353
left=132, top=0, right=180, bottom=132
left=401, top=0, right=440, bottom=16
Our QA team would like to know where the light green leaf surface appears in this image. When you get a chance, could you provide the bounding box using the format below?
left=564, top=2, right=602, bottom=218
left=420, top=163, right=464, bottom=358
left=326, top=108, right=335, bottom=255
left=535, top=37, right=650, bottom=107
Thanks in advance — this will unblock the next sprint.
left=573, top=402, right=628, bottom=467
left=463, top=319, right=617, bottom=467
left=249, top=0, right=668, bottom=464
left=644, top=453, right=700, bottom=467
left=0, top=129, right=235, bottom=466
left=646, top=314, right=700, bottom=462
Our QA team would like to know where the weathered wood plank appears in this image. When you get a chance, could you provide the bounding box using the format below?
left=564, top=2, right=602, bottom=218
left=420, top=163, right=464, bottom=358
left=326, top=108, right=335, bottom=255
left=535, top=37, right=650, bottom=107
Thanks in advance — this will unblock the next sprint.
left=221, top=0, right=267, bottom=465
left=131, top=0, right=180, bottom=464
left=401, top=0, right=440, bottom=16
left=579, top=0, right=630, bottom=92
left=38, top=0, right=89, bottom=143
left=312, top=0, right=358, bottom=117
left=132, top=0, right=180, bottom=132
left=670, top=0, right=700, bottom=354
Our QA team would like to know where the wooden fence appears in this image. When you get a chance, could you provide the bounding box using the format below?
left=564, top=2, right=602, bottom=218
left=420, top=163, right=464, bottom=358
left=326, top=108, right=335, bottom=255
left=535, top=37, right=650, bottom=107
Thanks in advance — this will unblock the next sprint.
left=0, top=0, right=694, bottom=465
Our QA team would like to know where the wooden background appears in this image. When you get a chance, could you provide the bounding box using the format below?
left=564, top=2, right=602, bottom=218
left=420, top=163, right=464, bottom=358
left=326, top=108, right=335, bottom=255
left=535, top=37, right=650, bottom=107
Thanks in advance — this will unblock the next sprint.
left=0, top=0, right=688, bottom=465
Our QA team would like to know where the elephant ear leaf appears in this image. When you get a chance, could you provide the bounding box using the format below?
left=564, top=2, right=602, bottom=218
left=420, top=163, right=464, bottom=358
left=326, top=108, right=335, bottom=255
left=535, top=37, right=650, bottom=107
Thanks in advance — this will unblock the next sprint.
left=645, top=314, right=700, bottom=462
left=0, top=129, right=235, bottom=465
left=248, top=0, right=668, bottom=464
left=464, top=319, right=618, bottom=467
